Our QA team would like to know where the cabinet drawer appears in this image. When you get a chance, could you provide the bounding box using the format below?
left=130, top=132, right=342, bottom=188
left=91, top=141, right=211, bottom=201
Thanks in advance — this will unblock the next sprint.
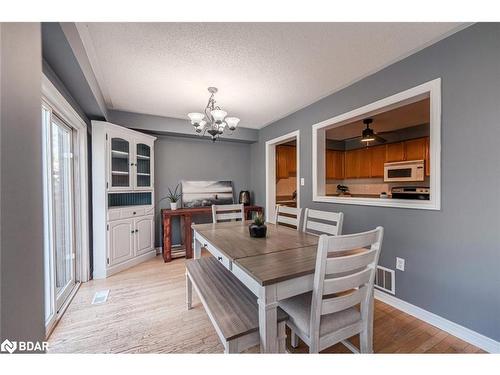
left=203, top=241, right=230, bottom=269
left=107, top=209, right=121, bottom=221
left=121, top=207, right=146, bottom=219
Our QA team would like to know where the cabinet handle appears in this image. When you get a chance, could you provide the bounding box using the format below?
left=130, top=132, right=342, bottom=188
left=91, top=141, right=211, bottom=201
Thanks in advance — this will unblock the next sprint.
left=135, top=229, right=139, bottom=233
left=131, top=230, right=135, bottom=234
left=133, top=212, right=136, bottom=215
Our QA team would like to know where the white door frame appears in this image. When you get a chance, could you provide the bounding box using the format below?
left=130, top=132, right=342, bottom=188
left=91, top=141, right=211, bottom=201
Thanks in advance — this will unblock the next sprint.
left=265, top=130, right=300, bottom=223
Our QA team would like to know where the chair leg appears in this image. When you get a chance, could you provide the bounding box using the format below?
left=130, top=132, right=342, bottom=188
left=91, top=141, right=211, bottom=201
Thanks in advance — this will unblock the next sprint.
left=290, top=329, right=299, bottom=348
left=186, top=273, right=192, bottom=310
left=278, top=322, right=286, bottom=353
left=224, top=340, right=238, bottom=354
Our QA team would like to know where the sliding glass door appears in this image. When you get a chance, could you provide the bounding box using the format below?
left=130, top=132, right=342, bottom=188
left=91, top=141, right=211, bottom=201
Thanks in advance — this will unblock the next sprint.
left=43, top=105, right=77, bottom=328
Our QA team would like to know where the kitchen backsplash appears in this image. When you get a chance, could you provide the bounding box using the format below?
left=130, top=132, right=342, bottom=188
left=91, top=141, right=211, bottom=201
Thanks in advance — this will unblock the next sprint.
left=277, top=176, right=297, bottom=196
left=326, top=177, right=429, bottom=196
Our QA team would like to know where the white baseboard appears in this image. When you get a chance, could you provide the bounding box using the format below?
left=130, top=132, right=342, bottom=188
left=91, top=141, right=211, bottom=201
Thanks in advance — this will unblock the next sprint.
left=374, top=290, right=500, bottom=353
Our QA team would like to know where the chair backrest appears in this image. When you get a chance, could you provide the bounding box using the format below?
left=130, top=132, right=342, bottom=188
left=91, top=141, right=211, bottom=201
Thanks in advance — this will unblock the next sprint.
left=302, top=208, right=344, bottom=236
left=309, top=227, right=384, bottom=342
left=211, top=203, right=245, bottom=223
left=274, top=205, right=303, bottom=230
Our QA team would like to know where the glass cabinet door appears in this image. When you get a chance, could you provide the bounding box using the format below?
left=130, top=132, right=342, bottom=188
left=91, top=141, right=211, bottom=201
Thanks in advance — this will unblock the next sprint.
left=110, top=137, right=131, bottom=188
left=135, top=143, right=151, bottom=188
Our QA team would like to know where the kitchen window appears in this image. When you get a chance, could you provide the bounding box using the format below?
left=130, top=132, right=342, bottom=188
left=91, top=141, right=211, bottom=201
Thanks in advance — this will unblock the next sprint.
left=312, top=78, right=441, bottom=210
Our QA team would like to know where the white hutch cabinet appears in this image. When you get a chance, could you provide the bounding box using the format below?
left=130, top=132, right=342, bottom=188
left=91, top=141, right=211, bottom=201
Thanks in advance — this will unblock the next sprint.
left=92, top=121, right=157, bottom=278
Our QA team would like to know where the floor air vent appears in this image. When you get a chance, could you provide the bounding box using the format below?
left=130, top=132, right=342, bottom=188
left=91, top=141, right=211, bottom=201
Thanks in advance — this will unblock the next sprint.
left=92, top=290, right=110, bottom=304
left=374, top=266, right=395, bottom=295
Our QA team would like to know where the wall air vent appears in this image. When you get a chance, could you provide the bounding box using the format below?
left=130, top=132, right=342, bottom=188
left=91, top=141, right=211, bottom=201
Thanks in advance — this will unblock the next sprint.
left=374, top=266, right=395, bottom=295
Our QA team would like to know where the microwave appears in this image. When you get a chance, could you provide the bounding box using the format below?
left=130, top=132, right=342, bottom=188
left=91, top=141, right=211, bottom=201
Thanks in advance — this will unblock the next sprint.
left=384, top=160, right=425, bottom=182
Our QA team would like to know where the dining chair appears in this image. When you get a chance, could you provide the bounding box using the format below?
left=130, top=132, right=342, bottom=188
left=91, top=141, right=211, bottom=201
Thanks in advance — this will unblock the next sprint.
left=274, top=205, right=303, bottom=230
left=211, top=203, right=245, bottom=223
left=279, top=226, right=384, bottom=353
left=302, top=208, right=344, bottom=236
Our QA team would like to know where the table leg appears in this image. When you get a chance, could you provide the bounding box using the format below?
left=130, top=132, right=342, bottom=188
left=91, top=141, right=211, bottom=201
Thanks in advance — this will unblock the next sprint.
left=163, top=215, right=172, bottom=262
left=258, top=285, right=278, bottom=353
left=194, top=232, right=202, bottom=259
left=185, top=214, right=193, bottom=259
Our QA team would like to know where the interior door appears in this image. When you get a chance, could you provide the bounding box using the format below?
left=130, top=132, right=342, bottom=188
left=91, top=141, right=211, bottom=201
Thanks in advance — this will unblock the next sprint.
left=135, top=216, right=154, bottom=255
left=49, top=116, right=77, bottom=310
left=109, top=219, right=134, bottom=265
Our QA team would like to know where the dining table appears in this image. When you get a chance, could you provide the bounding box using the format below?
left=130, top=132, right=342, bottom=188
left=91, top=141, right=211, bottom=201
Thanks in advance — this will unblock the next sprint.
left=191, top=220, right=321, bottom=353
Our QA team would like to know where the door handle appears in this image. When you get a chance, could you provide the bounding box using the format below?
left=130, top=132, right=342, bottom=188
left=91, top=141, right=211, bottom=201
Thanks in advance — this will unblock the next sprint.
left=217, top=257, right=222, bottom=261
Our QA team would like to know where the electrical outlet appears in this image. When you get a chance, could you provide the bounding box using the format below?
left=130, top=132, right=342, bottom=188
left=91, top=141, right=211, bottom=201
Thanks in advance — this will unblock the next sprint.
left=396, top=257, right=405, bottom=271
left=300, top=178, right=305, bottom=186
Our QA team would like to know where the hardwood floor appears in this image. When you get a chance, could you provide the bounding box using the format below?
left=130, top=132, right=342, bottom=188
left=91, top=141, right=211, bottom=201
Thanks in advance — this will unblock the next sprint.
left=48, top=255, right=484, bottom=354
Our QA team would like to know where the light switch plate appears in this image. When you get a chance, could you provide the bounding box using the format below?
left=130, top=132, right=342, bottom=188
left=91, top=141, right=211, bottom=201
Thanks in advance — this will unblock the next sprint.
left=300, top=178, right=305, bottom=186
left=396, top=257, right=405, bottom=271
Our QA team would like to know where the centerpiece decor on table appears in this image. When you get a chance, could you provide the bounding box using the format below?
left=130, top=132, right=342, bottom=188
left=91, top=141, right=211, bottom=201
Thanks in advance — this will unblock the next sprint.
left=249, top=212, right=267, bottom=238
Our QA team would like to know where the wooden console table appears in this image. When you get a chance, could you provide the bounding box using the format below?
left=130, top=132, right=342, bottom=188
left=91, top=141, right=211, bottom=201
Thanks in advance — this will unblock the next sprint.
left=161, top=205, right=263, bottom=262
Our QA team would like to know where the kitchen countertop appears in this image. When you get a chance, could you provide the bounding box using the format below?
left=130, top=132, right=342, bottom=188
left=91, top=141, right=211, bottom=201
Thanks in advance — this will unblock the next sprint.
left=326, top=193, right=391, bottom=199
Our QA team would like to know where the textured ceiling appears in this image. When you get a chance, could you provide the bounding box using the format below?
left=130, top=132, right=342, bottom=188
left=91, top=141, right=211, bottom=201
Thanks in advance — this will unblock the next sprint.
left=81, top=22, right=465, bottom=129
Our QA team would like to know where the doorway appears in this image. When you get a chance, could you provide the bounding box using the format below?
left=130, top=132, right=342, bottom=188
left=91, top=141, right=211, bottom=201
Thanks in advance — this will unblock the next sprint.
left=265, top=130, right=300, bottom=222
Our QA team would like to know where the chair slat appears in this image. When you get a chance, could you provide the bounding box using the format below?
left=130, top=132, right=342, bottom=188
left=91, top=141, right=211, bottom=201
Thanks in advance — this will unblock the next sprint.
left=326, top=229, right=380, bottom=252
left=216, top=212, right=243, bottom=221
left=321, top=286, right=366, bottom=315
left=212, top=204, right=244, bottom=223
left=322, top=267, right=371, bottom=295
left=307, top=209, right=341, bottom=221
left=277, top=215, right=298, bottom=226
left=326, top=249, right=377, bottom=274
left=278, top=205, right=299, bottom=216
left=306, top=221, right=340, bottom=236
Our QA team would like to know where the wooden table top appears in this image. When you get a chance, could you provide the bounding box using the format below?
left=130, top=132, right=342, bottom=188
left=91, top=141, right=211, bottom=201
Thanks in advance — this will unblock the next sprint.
left=192, top=221, right=318, bottom=261
left=193, top=221, right=368, bottom=286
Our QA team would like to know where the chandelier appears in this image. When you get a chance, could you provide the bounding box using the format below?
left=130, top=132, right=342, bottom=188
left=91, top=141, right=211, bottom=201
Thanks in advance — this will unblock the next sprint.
left=187, top=87, right=240, bottom=142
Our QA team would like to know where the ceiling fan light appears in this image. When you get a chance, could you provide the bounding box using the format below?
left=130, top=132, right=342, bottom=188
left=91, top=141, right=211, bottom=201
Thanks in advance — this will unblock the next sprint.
left=210, top=109, right=227, bottom=123
left=188, top=112, right=204, bottom=125
left=225, top=117, right=240, bottom=130
left=361, top=127, right=375, bottom=142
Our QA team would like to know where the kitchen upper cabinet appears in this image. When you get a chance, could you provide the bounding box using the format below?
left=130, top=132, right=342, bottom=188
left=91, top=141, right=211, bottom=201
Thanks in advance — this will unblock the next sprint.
left=110, top=135, right=132, bottom=190
left=385, top=142, right=406, bottom=162
left=357, top=148, right=371, bottom=178
left=135, top=142, right=152, bottom=189
left=425, top=137, right=430, bottom=176
left=404, top=138, right=427, bottom=161
left=344, top=149, right=358, bottom=179
left=325, top=149, right=344, bottom=180
left=369, top=145, right=386, bottom=178
left=276, top=145, right=297, bottom=179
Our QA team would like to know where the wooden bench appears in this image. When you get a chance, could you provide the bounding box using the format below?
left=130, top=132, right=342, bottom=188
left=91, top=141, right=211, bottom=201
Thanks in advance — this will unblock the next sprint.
left=185, top=257, right=288, bottom=353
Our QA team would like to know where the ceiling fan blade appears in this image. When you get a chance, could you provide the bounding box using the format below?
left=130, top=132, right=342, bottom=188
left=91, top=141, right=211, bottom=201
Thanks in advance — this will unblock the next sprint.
left=373, top=134, right=387, bottom=143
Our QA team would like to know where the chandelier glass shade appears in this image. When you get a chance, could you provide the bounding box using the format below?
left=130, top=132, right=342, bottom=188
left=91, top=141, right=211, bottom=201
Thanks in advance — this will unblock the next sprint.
left=187, top=87, right=240, bottom=142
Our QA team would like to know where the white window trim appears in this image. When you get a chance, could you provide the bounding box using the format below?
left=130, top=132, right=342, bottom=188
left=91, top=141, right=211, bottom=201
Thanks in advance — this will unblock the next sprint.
left=42, top=74, right=90, bottom=284
left=265, top=130, right=300, bottom=222
left=312, top=78, right=441, bottom=210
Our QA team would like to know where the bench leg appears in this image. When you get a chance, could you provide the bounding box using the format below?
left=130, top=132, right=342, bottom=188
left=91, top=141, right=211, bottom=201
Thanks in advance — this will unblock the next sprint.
left=186, top=272, right=192, bottom=310
left=278, top=321, right=286, bottom=353
left=224, top=340, right=238, bottom=354
left=290, top=329, right=299, bottom=349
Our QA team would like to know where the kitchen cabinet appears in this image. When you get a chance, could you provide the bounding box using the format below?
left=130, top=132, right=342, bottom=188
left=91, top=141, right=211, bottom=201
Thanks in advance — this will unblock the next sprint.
left=325, top=149, right=344, bottom=179
left=108, top=131, right=155, bottom=191
left=135, top=215, right=155, bottom=256
left=358, top=148, right=371, bottom=178
left=404, top=138, right=427, bottom=161
left=385, top=142, right=406, bottom=162
left=276, top=145, right=297, bottom=179
left=344, top=149, right=358, bottom=179
left=425, top=137, right=430, bottom=176
left=369, top=145, right=386, bottom=178
left=109, top=219, right=135, bottom=266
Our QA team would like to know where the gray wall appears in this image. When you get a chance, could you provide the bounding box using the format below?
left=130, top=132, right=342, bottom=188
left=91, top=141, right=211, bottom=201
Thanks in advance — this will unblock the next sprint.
left=0, top=23, right=45, bottom=345
left=251, top=23, right=500, bottom=341
left=154, top=135, right=252, bottom=246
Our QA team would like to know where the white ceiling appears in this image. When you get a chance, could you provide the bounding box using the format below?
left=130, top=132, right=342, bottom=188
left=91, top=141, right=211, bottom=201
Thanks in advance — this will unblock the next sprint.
left=80, top=22, right=465, bottom=129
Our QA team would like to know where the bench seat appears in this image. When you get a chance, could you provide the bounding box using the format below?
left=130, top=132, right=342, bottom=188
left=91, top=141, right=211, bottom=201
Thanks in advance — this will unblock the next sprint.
left=185, top=256, right=287, bottom=353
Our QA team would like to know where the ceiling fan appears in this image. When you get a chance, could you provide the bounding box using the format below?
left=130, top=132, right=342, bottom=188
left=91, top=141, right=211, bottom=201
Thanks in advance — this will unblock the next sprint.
left=361, top=118, right=386, bottom=143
